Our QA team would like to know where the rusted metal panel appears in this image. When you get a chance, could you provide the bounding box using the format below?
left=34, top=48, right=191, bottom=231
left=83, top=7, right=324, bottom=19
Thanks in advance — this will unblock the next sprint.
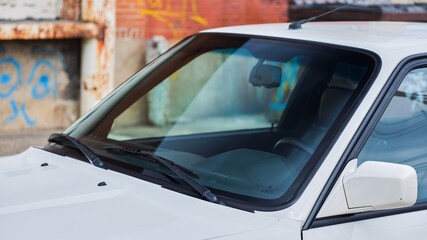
left=80, top=0, right=115, bottom=115
left=61, top=0, right=81, bottom=21
left=0, top=21, right=99, bottom=40
left=0, top=0, right=115, bottom=132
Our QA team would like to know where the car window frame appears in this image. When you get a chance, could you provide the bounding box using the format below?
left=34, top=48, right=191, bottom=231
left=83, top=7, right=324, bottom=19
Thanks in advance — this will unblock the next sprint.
left=305, top=54, right=427, bottom=230
left=63, top=33, right=382, bottom=212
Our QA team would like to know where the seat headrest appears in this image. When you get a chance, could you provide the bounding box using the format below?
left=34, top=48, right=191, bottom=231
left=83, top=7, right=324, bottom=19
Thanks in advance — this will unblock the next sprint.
left=249, top=64, right=281, bottom=88
left=317, top=87, right=352, bottom=128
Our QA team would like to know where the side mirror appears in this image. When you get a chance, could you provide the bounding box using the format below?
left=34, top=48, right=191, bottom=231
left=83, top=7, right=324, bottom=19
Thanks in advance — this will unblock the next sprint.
left=318, top=160, right=417, bottom=218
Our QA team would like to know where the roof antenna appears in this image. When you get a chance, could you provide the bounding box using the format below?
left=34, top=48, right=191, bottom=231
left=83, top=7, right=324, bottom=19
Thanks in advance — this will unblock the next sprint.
left=288, top=0, right=360, bottom=30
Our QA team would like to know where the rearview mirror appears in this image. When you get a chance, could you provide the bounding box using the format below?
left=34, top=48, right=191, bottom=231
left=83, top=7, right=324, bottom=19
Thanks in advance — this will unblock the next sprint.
left=318, top=160, right=417, bottom=218
left=249, top=61, right=281, bottom=88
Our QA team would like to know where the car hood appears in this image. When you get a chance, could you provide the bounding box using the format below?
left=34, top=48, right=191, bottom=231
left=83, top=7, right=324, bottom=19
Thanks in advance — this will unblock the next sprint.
left=0, top=147, right=295, bottom=240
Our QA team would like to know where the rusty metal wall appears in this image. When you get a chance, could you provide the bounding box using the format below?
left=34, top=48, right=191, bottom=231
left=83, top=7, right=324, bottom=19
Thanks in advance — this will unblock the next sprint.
left=61, top=0, right=81, bottom=20
left=0, top=0, right=82, bottom=133
left=0, top=0, right=115, bottom=133
left=0, top=40, right=81, bottom=132
left=80, top=0, right=115, bottom=114
left=0, top=21, right=98, bottom=40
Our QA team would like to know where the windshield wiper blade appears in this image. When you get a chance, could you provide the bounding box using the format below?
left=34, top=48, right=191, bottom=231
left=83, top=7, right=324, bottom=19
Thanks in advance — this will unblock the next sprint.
left=106, top=146, right=199, bottom=178
left=105, top=146, right=224, bottom=205
left=48, top=133, right=108, bottom=170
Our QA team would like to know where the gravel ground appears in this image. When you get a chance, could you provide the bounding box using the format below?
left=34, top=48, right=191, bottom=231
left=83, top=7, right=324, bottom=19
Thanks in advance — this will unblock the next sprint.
left=0, top=129, right=65, bottom=156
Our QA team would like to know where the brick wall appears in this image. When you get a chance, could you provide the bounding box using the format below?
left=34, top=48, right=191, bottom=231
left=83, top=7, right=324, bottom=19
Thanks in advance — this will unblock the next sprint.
left=117, top=0, right=289, bottom=41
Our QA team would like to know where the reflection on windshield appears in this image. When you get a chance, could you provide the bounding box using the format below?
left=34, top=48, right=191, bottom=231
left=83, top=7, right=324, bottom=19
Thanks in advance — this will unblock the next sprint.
left=71, top=34, right=376, bottom=207
left=109, top=49, right=307, bottom=140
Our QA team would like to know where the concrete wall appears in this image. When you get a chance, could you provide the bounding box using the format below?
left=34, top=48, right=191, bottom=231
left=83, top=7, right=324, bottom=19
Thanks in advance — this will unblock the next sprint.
left=0, top=0, right=83, bottom=133
left=0, top=0, right=63, bottom=20
left=0, top=40, right=80, bottom=132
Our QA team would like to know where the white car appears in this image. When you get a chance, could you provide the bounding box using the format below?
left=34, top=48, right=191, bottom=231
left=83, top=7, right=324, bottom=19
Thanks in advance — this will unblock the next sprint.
left=1, top=21, right=427, bottom=240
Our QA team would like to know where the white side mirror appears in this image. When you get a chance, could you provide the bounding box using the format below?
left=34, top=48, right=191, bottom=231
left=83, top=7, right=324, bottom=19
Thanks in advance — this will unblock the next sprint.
left=318, top=159, right=417, bottom=218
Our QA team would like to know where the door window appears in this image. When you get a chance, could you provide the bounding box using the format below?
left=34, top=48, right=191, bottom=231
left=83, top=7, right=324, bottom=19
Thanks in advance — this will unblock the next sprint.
left=358, top=67, right=427, bottom=203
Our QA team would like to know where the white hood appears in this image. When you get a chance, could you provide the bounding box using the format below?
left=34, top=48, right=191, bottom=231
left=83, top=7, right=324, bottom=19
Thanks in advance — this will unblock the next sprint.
left=0, top=147, right=292, bottom=240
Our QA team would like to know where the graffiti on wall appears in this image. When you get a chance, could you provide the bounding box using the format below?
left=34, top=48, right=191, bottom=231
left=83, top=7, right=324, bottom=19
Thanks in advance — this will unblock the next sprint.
left=138, top=0, right=208, bottom=38
left=0, top=57, right=57, bottom=127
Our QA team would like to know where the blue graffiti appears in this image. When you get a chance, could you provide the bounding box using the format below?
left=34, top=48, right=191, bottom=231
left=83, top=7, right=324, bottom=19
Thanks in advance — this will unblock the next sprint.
left=4, top=100, right=36, bottom=127
left=0, top=57, right=22, bottom=99
left=4, top=99, right=19, bottom=123
left=0, top=57, right=57, bottom=127
left=21, top=103, right=37, bottom=127
left=28, top=59, right=58, bottom=99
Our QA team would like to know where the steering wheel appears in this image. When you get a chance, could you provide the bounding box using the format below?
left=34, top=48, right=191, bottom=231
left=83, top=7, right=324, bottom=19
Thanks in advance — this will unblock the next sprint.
left=273, top=137, right=314, bottom=155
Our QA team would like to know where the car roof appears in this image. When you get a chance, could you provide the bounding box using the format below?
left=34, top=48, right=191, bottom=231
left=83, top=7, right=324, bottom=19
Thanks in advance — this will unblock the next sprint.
left=202, top=21, right=427, bottom=56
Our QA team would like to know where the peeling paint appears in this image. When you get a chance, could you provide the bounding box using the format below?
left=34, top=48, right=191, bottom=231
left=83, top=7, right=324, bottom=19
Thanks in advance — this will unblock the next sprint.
left=0, top=0, right=114, bottom=130
left=0, top=21, right=99, bottom=40
left=80, top=0, right=115, bottom=115
left=61, top=0, right=81, bottom=20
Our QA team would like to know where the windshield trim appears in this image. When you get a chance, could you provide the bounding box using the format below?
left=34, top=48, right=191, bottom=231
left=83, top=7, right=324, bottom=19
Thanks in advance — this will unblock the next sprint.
left=61, top=33, right=382, bottom=212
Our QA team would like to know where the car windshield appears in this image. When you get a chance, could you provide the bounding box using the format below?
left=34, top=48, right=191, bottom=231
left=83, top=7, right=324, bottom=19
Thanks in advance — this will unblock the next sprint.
left=63, top=34, right=377, bottom=209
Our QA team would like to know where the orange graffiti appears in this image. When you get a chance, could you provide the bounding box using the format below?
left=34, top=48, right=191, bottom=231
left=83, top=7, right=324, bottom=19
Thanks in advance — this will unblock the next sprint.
left=138, top=0, right=208, bottom=38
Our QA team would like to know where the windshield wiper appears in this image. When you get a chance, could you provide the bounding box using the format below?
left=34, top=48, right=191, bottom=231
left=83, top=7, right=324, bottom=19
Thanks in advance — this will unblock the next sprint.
left=105, top=146, right=224, bottom=205
left=48, top=133, right=108, bottom=170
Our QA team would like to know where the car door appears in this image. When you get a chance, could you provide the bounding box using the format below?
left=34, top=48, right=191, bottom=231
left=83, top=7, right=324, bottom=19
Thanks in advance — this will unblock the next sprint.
left=303, top=58, right=427, bottom=240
